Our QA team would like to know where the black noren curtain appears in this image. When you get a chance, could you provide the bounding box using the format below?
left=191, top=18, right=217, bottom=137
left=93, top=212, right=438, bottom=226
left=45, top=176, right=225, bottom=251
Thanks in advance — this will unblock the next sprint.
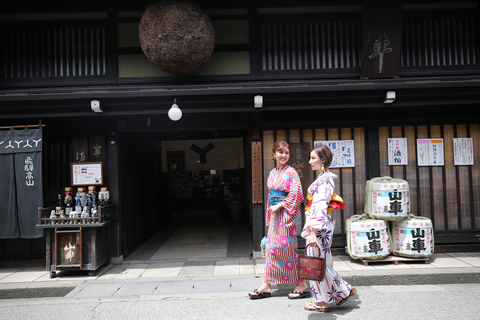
left=0, top=127, right=44, bottom=239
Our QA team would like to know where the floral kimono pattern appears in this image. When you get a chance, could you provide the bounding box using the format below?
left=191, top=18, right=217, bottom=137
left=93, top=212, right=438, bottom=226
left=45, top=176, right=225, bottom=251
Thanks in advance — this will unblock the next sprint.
left=264, top=164, right=304, bottom=284
left=301, top=170, right=353, bottom=304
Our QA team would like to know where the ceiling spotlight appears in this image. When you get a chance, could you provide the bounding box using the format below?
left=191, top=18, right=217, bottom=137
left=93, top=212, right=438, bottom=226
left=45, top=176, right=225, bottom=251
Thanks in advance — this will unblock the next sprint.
left=91, top=100, right=102, bottom=112
left=168, top=99, right=182, bottom=121
left=254, top=95, right=263, bottom=108
left=384, top=91, right=395, bottom=104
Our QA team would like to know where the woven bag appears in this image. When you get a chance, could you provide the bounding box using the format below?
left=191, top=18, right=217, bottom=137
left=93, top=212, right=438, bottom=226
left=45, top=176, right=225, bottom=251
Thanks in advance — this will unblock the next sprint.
left=298, top=243, right=326, bottom=281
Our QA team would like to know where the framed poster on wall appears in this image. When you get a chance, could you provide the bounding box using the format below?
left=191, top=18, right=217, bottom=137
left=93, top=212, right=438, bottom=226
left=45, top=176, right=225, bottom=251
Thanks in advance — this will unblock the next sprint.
left=71, top=162, right=103, bottom=186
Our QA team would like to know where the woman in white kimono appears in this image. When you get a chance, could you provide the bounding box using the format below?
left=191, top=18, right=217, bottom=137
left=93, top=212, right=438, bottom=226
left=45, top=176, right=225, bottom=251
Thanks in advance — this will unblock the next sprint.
left=301, top=144, right=356, bottom=312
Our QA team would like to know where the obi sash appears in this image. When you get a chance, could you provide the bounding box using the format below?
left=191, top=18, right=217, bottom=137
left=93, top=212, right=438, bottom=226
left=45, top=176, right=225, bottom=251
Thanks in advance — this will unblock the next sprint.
left=269, top=190, right=288, bottom=206
left=305, top=193, right=345, bottom=215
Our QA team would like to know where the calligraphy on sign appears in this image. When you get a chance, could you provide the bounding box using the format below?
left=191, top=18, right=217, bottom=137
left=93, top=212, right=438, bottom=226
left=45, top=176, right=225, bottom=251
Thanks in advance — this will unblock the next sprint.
left=252, top=142, right=263, bottom=203
left=314, top=140, right=355, bottom=168
left=453, top=138, right=474, bottom=166
left=388, top=138, right=408, bottom=165
left=368, top=31, right=393, bottom=74
left=417, top=139, right=444, bottom=166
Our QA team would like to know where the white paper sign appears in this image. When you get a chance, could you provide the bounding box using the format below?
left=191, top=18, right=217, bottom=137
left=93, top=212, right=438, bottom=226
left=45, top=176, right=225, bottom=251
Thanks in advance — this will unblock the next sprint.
left=314, top=140, right=355, bottom=168
left=453, top=138, right=474, bottom=165
left=417, top=139, right=444, bottom=166
left=388, top=138, right=408, bottom=165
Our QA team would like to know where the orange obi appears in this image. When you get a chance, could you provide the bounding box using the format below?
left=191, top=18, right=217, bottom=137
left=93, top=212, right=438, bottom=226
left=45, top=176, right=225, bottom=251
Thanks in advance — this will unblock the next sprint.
left=305, top=193, right=344, bottom=215
left=326, top=194, right=345, bottom=215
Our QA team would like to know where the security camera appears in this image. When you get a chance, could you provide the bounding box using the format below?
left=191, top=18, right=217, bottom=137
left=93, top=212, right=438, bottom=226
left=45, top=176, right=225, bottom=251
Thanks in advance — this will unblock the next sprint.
left=384, top=91, right=395, bottom=104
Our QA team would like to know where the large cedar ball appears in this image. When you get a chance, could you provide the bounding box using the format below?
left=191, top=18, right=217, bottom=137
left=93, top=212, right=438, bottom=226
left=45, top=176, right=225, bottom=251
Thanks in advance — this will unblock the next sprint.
left=139, top=1, right=215, bottom=75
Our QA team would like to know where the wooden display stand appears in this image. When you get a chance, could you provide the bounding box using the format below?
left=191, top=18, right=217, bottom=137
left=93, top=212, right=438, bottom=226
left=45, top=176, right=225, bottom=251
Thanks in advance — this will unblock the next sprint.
left=359, top=255, right=430, bottom=266
left=37, top=205, right=115, bottom=278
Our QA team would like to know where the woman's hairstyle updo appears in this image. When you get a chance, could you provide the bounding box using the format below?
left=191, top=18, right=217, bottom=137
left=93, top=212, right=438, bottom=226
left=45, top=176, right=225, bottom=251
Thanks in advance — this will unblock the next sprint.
left=272, top=141, right=292, bottom=161
left=311, top=144, right=333, bottom=170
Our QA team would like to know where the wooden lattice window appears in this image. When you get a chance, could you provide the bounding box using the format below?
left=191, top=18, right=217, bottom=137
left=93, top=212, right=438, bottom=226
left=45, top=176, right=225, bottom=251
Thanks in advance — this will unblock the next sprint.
left=1, top=26, right=107, bottom=79
left=261, top=20, right=362, bottom=72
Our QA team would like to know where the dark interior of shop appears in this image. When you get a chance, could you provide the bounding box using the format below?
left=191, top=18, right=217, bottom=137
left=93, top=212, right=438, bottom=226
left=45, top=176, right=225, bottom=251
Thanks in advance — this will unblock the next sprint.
left=119, top=130, right=252, bottom=259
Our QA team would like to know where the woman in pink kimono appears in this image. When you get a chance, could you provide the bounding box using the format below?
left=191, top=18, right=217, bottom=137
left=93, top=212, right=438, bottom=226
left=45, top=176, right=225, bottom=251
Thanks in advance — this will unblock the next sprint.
left=249, top=141, right=309, bottom=299
left=302, top=144, right=356, bottom=312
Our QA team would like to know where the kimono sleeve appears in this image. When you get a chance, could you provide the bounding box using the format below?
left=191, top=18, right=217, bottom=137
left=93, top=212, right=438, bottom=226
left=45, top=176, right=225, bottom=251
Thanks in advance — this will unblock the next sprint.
left=280, top=167, right=303, bottom=219
left=303, top=177, right=334, bottom=235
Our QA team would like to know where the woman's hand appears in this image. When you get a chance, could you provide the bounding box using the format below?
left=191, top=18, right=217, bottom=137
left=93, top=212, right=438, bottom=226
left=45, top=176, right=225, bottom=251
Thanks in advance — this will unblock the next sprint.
left=268, top=203, right=282, bottom=215
left=309, top=231, right=317, bottom=245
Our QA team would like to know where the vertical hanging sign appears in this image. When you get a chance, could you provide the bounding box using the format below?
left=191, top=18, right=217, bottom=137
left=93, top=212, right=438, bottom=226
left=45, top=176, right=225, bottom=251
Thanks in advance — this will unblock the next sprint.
left=72, top=136, right=88, bottom=163
left=361, top=0, right=404, bottom=79
left=252, top=142, right=263, bottom=203
left=89, top=135, right=106, bottom=164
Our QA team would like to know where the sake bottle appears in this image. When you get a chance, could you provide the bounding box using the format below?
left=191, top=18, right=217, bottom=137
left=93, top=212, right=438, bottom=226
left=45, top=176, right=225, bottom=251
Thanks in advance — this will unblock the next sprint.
left=65, top=195, right=73, bottom=216
left=75, top=196, right=82, bottom=213
left=55, top=194, right=63, bottom=216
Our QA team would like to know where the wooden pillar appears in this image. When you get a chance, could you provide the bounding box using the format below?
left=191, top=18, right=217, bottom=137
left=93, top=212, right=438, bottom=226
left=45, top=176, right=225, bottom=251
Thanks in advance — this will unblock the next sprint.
left=106, top=125, right=122, bottom=259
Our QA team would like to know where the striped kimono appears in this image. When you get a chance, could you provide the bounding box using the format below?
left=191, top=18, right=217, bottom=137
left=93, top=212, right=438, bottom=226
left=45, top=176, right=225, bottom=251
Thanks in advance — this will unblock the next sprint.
left=264, top=164, right=304, bottom=284
left=301, top=170, right=353, bottom=304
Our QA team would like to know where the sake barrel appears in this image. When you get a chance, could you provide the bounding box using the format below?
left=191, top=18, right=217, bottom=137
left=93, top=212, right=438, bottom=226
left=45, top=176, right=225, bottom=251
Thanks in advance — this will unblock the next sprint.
left=365, top=176, right=410, bottom=221
left=346, top=213, right=392, bottom=260
left=392, top=216, right=434, bottom=258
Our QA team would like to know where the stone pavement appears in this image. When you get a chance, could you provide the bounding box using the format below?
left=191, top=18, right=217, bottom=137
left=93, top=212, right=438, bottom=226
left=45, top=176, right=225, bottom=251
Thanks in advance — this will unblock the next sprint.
left=1, top=252, right=480, bottom=299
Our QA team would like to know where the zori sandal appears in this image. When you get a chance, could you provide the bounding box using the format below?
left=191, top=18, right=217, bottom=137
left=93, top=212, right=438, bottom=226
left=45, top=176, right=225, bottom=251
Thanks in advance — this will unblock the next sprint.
left=336, top=287, right=357, bottom=306
left=248, top=289, right=272, bottom=299
left=304, top=301, right=330, bottom=313
left=288, top=290, right=311, bottom=299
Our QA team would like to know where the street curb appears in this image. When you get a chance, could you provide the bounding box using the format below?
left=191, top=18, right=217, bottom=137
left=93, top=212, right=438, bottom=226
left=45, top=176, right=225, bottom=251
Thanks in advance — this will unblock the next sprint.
left=342, top=272, right=480, bottom=286
left=1, top=270, right=479, bottom=299
left=0, top=286, right=76, bottom=299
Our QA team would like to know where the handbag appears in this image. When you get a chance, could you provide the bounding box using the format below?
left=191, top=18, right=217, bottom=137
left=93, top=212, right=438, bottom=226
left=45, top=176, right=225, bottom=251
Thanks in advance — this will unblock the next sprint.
left=298, top=243, right=326, bottom=281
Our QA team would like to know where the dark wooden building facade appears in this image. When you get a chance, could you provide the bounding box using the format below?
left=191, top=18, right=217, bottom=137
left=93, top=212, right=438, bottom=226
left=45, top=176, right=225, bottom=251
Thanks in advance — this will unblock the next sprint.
left=1, top=0, right=479, bottom=263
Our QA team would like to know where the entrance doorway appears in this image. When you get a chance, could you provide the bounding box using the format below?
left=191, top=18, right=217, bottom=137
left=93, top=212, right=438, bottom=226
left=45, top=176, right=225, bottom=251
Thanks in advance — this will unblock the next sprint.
left=120, top=130, right=252, bottom=261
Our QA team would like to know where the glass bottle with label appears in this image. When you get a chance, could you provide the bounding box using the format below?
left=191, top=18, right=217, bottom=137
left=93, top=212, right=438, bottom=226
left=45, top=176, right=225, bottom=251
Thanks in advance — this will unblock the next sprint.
left=99, top=187, right=109, bottom=206
left=55, top=194, right=63, bottom=216
left=75, top=196, right=82, bottom=213
left=65, top=195, right=74, bottom=217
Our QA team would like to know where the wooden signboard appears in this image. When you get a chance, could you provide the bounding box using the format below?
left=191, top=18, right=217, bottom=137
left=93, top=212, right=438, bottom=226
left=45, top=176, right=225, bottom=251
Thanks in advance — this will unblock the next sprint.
left=89, top=135, right=106, bottom=163
left=252, top=142, right=263, bottom=203
left=288, top=142, right=313, bottom=198
left=361, top=0, right=404, bottom=79
left=72, top=136, right=88, bottom=162
left=55, top=229, right=82, bottom=268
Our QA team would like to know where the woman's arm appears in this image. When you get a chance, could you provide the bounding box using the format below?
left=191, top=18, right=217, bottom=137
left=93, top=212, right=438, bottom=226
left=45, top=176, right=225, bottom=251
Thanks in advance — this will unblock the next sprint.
left=303, top=176, right=334, bottom=235
left=278, top=168, right=303, bottom=222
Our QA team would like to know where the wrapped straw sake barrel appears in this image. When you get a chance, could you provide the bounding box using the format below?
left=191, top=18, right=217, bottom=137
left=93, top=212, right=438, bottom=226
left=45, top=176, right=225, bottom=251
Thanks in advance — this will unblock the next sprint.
left=392, top=216, right=434, bottom=258
left=346, top=213, right=392, bottom=260
left=365, top=176, right=410, bottom=221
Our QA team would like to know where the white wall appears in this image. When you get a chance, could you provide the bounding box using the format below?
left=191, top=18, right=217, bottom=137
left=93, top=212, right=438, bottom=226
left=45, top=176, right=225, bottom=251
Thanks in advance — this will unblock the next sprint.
left=161, top=137, right=245, bottom=173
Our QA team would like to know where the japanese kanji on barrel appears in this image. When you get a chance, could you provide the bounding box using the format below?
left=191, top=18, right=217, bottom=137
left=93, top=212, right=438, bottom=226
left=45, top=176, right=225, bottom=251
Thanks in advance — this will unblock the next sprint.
left=345, top=213, right=392, bottom=260
left=365, top=176, right=410, bottom=221
left=392, top=216, right=434, bottom=258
